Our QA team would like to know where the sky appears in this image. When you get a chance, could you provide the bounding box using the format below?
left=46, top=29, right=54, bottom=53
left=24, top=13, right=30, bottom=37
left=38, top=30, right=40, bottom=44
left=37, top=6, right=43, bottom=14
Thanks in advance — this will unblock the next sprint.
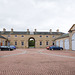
left=0, top=0, right=75, bottom=33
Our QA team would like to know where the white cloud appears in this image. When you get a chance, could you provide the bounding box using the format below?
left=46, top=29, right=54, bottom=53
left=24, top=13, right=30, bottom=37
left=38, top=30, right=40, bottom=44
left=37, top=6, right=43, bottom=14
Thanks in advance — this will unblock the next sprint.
left=0, top=0, right=75, bottom=32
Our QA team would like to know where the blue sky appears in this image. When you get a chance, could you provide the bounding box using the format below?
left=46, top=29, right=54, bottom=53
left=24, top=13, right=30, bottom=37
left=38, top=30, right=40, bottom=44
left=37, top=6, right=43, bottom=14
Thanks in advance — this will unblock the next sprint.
left=0, top=0, right=75, bottom=33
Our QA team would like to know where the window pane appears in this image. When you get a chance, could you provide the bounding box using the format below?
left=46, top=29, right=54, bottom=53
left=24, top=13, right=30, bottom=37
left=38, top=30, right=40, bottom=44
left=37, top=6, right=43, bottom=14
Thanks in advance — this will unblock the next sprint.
left=21, top=42, right=24, bottom=46
left=46, top=36, right=48, bottom=37
left=40, top=35, right=42, bottom=37
left=8, top=35, right=10, bottom=37
left=46, top=41, right=48, bottom=45
left=22, top=35, right=24, bottom=37
left=15, top=41, right=17, bottom=45
left=52, top=36, right=55, bottom=38
left=40, top=41, right=42, bottom=45
left=15, top=35, right=17, bottom=37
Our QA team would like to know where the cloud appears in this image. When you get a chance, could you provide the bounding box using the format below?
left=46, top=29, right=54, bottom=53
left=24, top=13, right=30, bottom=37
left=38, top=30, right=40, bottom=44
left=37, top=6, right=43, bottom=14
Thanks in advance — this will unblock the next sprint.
left=0, top=0, right=75, bottom=32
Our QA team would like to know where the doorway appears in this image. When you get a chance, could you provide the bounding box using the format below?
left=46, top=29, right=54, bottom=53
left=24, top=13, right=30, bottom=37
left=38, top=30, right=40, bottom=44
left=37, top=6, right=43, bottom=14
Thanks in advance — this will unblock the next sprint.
left=28, top=37, right=35, bottom=48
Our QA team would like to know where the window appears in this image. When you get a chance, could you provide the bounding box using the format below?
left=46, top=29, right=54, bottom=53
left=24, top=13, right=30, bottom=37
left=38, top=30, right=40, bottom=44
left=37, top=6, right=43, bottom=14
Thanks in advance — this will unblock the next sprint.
left=53, top=42, right=55, bottom=45
left=52, top=36, right=55, bottom=38
left=21, top=41, right=24, bottom=46
left=40, top=35, right=42, bottom=37
left=8, top=35, right=10, bottom=37
left=8, top=41, right=10, bottom=46
left=15, top=35, right=17, bottom=37
left=46, top=36, right=48, bottom=37
left=22, top=35, right=24, bottom=37
left=46, top=41, right=48, bottom=45
left=3, top=40, right=4, bottom=46
left=15, top=41, right=17, bottom=45
left=40, top=41, right=42, bottom=45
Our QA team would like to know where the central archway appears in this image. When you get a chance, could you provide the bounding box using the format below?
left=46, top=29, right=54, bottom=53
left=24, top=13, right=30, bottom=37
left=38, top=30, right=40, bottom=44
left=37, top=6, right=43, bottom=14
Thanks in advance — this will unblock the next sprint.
left=28, top=37, right=35, bottom=48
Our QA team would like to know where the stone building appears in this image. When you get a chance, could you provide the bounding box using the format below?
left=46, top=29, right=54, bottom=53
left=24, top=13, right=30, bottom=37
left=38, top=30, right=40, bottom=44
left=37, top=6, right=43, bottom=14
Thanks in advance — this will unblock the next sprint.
left=55, top=24, right=75, bottom=51
left=0, top=28, right=64, bottom=48
left=0, top=35, right=7, bottom=46
left=0, top=24, right=75, bottom=50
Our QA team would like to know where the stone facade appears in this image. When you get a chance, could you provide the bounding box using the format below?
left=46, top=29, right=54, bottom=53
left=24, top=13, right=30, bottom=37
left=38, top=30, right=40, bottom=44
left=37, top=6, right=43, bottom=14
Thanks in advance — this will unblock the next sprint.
left=54, top=34, right=69, bottom=50
left=0, top=29, right=64, bottom=48
left=55, top=24, right=75, bottom=50
left=0, top=24, right=75, bottom=50
left=0, top=35, right=7, bottom=46
left=68, top=24, right=75, bottom=50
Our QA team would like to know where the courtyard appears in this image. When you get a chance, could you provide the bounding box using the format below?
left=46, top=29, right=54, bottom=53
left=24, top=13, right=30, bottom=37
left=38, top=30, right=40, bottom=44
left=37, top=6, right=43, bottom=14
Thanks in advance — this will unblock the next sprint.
left=0, top=49, right=75, bottom=75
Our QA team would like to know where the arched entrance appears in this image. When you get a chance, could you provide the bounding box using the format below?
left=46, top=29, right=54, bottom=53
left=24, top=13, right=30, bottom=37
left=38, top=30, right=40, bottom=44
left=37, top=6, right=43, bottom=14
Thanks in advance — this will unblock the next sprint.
left=28, top=37, right=35, bottom=48
left=72, top=33, right=75, bottom=50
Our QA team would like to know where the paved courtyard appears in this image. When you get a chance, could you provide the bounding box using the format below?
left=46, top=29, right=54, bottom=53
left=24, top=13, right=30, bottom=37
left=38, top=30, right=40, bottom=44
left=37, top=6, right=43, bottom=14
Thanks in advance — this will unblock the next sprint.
left=0, top=49, right=75, bottom=75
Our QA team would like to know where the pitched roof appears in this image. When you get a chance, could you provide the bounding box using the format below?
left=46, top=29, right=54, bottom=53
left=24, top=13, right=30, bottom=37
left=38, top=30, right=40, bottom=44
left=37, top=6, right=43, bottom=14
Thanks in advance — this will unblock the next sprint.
left=0, top=31, right=29, bottom=35
left=0, top=31, right=64, bottom=35
left=68, top=24, right=75, bottom=32
left=34, top=32, right=64, bottom=35
left=0, top=35, right=6, bottom=39
left=54, top=33, right=69, bottom=40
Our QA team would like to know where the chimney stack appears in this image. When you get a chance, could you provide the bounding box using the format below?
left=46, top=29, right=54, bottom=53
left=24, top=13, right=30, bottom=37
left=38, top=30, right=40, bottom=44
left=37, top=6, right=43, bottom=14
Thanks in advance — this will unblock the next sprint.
left=3, top=28, right=6, bottom=32
left=11, top=28, right=13, bottom=33
left=57, top=29, right=59, bottom=32
left=50, top=29, right=52, bottom=34
left=50, top=29, right=52, bottom=32
left=27, top=29, right=29, bottom=32
left=34, top=29, right=37, bottom=32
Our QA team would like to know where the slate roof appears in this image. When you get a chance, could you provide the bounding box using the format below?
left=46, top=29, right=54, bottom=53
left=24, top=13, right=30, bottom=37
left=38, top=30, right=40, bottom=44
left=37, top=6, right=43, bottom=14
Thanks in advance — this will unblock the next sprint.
left=68, top=24, right=75, bottom=32
left=0, top=31, right=29, bottom=35
left=34, top=32, right=64, bottom=35
left=54, top=33, right=69, bottom=40
left=0, top=31, right=64, bottom=35
left=0, top=35, right=6, bottom=39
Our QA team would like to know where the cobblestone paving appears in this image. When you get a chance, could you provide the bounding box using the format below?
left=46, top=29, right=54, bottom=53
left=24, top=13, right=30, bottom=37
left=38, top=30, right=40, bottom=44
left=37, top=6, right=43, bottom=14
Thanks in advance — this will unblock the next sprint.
left=0, top=49, right=75, bottom=75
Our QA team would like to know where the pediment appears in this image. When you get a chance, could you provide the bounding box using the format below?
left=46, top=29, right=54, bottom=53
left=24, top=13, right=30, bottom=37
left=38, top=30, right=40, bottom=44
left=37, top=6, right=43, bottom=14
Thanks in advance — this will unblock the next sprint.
left=69, top=24, right=75, bottom=32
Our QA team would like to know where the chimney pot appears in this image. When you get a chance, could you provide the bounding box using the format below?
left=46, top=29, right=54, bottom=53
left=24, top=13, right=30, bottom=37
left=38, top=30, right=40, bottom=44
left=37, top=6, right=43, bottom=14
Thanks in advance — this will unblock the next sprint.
left=3, top=28, right=6, bottom=32
left=27, top=29, right=29, bottom=32
left=11, top=28, right=13, bottom=32
left=50, top=29, right=52, bottom=32
left=11, top=28, right=13, bottom=33
left=34, top=29, right=37, bottom=32
left=57, top=29, right=59, bottom=32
